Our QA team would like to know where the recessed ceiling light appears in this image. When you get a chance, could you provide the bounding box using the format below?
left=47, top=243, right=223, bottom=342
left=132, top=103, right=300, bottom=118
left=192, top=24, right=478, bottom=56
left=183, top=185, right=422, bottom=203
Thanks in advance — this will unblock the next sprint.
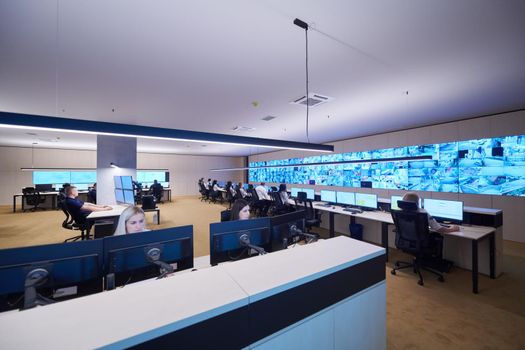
left=232, top=126, right=256, bottom=132
left=26, top=132, right=37, bottom=136
left=261, top=116, right=277, bottom=121
left=290, top=93, right=334, bottom=107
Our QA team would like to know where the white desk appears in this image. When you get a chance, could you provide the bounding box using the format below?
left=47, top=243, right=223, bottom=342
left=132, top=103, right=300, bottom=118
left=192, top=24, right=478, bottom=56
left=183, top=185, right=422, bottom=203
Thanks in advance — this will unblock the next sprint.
left=12, top=190, right=89, bottom=213
left=313, top=203, right=496, bottom=293
left=0, top=237, right=386, bottom=350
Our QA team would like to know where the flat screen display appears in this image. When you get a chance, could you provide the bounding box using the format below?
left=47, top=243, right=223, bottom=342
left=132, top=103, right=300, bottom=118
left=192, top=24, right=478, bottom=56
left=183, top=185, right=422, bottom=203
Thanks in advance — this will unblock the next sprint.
left=121, top=176, right=133, bottom=190
left=290, top=188, right=302, bottom=197
left=115, top=189, right=124, bottom=204
left=423, top=198, right=463, bottom=222
left=355, top=193, right=377, bottom=209
left=123, top=189, right=135, bottom=205
left=336, top=191, right=355, bottom=205
left=114, top=176, right=123, bottom=189
left=320, top=190, right=336, bottom=203
left=302, top=188, right=315, bottom=200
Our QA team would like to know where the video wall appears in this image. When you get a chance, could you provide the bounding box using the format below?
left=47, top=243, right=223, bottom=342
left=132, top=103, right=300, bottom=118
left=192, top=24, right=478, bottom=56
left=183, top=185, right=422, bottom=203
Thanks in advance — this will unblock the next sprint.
left=249, top=134, right=525, bottom=196
left=33, top=170, right=169, bottom=187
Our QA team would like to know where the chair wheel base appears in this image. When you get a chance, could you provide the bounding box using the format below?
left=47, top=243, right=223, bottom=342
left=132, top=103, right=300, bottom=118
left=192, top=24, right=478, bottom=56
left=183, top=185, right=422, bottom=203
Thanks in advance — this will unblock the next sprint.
left=438, top=276, right=445, bottom=282
left=418, top=280, right=424, bottom=286
left=391, top=270, right=396, bottom=275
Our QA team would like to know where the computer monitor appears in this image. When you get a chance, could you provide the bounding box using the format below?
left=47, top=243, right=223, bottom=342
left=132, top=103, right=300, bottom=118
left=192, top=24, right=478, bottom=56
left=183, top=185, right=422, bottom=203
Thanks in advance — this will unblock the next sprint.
left=355, top=193, right=378, bottom=210
left=0, top=240, right=104, bottom=311
left=73, top=183, right=89, bottom=191
left=209, top=217, right=271, bottom=266
left=243, top=184, right=249, bottom=190
left=303, top=188, right=315, bottom=200
left=320, top=190, right=336, bottom=203
left=123, top=189, right=135, bottom=205
left=104, top=226, right=194, bottom=289
left=391, top=195, right=422, bottom=211
left=336, top=191, right=355, bottom=206
left=115, top=189, right=125, bottom=204
left=423, top=198, right=463, bottom=223
left=35, top=184, right=53, bottom=192
left=290, top=187, right=302, bottom=198
left=269, top=210, right=307, bottom=251
left=113, top=176, right=123, bottom=189
left=121, top=176, right=133, bottom=190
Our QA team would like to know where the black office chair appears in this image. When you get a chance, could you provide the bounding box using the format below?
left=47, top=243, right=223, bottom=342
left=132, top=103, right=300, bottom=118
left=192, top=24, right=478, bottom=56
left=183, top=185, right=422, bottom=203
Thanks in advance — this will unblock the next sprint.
left=225, top=187, right=235, bottom=209
left=141, top=195, right=157, bottom=210
left=22, top=187, right=45, bottom=212
left=59, top=200, right=88, bottom=242
left=220, top=210, right=231, bottom=222
left=151, top=185, right=163, bottom=204
left=198, top=183, right=210, bottom=202
left=390, top=200, right=445, bottom=286
left=269, top=191, right=288, bottom=216
left=297, top=192, right=321, bottom=232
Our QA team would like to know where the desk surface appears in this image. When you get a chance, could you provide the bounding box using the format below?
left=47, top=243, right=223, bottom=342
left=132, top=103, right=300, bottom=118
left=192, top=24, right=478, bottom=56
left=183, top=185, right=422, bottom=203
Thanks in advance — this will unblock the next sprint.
left=86, top=205, right=127, bottom=219
left=313, top=203, right=495, bottom=240
left=0, top=236, right=383, bottom=349
left=14, top=190, right=89, bottom=196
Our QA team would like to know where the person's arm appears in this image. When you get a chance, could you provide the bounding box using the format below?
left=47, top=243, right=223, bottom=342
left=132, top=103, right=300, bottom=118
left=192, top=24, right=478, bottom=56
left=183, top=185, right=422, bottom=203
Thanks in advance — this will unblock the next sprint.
left=81, top=202, right=112, bottom=211
left=429, top=216, right=459, bottom=233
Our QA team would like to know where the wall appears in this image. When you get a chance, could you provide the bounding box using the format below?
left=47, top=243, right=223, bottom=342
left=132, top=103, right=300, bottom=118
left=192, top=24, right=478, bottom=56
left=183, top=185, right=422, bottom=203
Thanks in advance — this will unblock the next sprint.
left=0, top=146, right=245, bottom=205
left=249, top=110, right=525, bottom=243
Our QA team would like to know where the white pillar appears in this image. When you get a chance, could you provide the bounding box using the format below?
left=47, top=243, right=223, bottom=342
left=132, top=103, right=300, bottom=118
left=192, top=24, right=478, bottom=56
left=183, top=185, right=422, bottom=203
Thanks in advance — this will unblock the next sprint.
left=96, top=135, right=137, bottom=205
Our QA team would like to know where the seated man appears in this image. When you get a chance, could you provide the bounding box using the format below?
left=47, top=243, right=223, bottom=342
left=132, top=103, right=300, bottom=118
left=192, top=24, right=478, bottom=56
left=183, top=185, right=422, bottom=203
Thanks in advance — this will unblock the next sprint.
left=255, top=182, right=272, bottom=217
left=65, top=185, right=111, bottom=223
left=150, top=179, right=163, bottom=202
left=88, top=183, right=97, bottom=204
left=402, top=192, right=459, bottom=233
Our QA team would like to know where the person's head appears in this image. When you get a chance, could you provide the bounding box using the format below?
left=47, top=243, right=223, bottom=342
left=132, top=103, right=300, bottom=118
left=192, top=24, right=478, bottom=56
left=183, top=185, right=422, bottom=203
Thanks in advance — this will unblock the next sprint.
left=212, top=180, right=217, bottom=185
left=260, top=182, right=266, bottom=186
left=279, top=183, right=287, bottom=192
left=92, top=183, right=97, bottom=189
left=238, top=182, right=242, bottom=188
left=114, top=206, right=147, bottom=235
left=153, top=180, right=158, bottom=184
left=208, top=178, right=211, bottom=182
left=231, top=199, right=250, bottom=221
left=402, top=192, right=421, bottom=208
left=65, top=186, right=78, bottom=198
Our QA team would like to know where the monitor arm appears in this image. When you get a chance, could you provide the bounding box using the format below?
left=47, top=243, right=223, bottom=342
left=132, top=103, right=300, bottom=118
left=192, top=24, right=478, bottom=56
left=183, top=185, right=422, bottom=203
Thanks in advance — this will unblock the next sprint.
left=23, top=268, right=54, bottom=310
left=239, top=234, right=267, bottom=255
left=146, top=247, right=174, bottom=279
left=290, top=224, right=318, bottom=244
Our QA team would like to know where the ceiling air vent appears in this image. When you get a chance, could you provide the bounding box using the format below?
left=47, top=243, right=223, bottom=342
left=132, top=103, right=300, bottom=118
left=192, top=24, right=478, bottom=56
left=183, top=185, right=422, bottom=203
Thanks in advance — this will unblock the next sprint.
left=232, top=126, right=256, bottom=132
left=290, top=93, right=334, bottom=107
left=261, top=116, right=277, bottom=122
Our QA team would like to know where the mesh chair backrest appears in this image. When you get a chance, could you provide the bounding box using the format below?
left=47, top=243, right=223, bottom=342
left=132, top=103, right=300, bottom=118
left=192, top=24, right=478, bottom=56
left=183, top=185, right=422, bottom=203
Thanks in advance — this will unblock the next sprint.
left=297, top=191, right=307, bottom=202
left=391, top=210, right=430, bottom=253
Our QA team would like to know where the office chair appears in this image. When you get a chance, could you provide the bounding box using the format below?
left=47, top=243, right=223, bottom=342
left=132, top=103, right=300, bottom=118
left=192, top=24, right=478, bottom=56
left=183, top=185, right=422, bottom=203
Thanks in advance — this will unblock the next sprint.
left=225, top=187, right=235, bottom=209
left=269, top=191, right=288, bottom=216
left=220, top=210, right=231, bottom=222
left=297, top=192, right=321, bottom=232
left=22, top=187, right=45, bottom=212
left=141, top=195, right=157, bottom=210
left=390, top=200, right=445, bottom=286
left=59, top=200, right=88, bottom=242
left=151, top=185, right=163, bottom=204
left=248, top=188, right=264, bottom=216
left=198, top=182, right=210, bottom=202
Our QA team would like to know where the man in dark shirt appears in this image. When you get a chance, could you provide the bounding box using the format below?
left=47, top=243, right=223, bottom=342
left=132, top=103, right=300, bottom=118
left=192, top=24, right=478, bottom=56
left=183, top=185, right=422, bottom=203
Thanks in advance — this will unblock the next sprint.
left=150, top=180, right=163, bottom=202
left=65, top=186, right=111, bottom=223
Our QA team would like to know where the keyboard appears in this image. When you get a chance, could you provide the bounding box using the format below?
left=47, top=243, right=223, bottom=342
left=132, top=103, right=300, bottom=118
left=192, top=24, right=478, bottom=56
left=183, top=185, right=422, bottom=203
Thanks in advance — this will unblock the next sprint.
left=343, top=208, right=362, bottom=214
left=317, top=203, right=332, bottom=207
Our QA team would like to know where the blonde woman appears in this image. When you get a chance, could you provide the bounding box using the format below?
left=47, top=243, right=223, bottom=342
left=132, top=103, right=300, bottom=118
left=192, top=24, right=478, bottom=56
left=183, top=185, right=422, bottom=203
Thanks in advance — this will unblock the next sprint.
left=114, top=206, right=148, bottom=235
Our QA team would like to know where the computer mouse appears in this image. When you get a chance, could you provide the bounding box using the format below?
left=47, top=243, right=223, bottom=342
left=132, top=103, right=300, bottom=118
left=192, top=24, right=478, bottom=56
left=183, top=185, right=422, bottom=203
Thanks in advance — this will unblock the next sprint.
left=332, top=206, right=336, bottom=209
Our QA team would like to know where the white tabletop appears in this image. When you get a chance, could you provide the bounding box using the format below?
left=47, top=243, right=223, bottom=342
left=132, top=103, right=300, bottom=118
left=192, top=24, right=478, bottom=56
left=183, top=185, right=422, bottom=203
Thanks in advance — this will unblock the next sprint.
left=220, top=236, right=384, bottom=303
left=0, top=267, right=248, bottom=350
left=86, top=205, right=127, bottom=219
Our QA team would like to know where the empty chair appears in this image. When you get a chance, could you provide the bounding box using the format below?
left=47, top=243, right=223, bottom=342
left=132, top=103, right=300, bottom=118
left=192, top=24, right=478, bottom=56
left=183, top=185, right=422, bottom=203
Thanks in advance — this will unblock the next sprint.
left=390, top=200, right=445, bottom=286
left=22, top=187, right=45, bottom=212
left=297, top=192, right=321, bottom=232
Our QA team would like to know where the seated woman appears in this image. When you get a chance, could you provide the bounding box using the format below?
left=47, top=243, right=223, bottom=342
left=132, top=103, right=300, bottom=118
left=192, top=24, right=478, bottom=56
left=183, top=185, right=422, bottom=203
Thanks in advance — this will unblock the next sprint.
left=278, top=183, right=296, bottom=206
left=402, top=192, right=459, bottom=233
left=231, top=199, right=251, bottom=221
left=114, top=206, right=149, bottom=235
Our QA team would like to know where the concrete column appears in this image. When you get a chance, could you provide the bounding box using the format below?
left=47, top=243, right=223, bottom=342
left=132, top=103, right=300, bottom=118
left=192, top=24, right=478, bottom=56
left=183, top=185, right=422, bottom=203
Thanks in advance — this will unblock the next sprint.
left=96, top=135, right=137, bottom=205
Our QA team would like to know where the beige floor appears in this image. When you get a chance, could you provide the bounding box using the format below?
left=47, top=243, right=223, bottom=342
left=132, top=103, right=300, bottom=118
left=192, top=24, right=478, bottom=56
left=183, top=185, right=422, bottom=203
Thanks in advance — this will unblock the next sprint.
left=1, top=197, right=524, bottom=349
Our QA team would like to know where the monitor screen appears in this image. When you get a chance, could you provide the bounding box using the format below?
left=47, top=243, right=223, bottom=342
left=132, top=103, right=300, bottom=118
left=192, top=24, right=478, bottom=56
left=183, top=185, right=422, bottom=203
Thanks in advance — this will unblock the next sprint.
left=123, top=189, right=135, bottom=205
left=355, top=193, right=377, bottom=209
left=423, top=198, right=463, bottom=222
left=33, top=171, right=70, bottom=185
left=290, top=187, right=302, bottom=197
left=35, top=184, right=53, bottom=192
left=320, top=190, right=336, bottom=203
left=121, top=176, right=133, bottom=190
left=269, top=210, right=307, bottom=251
left=336, top=191, right=355, bottom=205
left=391, top=195, right=422, bottom=210
left=70, top=171, right=96, bottom=184
left=115, top=189, right=124, bottom=204
left=303, top=188, right=315, bottom=200
left=113, top=176, right=123, bottom=189
left=209, top=217, right=271, bottom=265
left=73, top=183, right=89, bottom=191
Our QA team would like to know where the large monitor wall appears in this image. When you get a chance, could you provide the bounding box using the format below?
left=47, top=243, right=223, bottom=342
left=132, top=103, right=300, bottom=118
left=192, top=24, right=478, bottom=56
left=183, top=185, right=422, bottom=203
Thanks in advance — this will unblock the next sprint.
left=249, top=134, right=525, bottom=196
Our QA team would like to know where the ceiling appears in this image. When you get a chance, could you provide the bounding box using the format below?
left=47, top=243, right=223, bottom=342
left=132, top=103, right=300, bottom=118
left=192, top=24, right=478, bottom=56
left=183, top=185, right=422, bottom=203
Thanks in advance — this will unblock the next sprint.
left=1, top=0, right=525, bottom=156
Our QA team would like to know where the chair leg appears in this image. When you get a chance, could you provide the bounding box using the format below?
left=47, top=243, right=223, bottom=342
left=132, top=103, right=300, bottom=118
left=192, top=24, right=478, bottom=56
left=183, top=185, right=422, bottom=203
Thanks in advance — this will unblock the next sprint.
left=421, top=266, right=445, bottom=282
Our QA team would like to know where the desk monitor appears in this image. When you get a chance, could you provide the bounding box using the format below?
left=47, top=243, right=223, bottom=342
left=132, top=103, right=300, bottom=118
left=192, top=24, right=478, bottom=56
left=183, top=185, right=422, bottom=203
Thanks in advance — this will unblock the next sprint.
left=114, top=176, right=123, bottom=189
left=121, top=176, right=133, bottom=191
left=391, top=195, right=422, bottom=211
left=355, top=193, right=378, bottom=210
left=0, top=240, right=104, bottom=311
left=243, top=184, right=249, bottom=190
left=336, top=191, right=355, bottom=206
left=303, top=188, right=315, bottom=200
left=320, top=190, right=336, bottom=203
left=423, top=198, right=463, bottom=223
left=290, top=187, right=302, bottom=198
left=35, top=184, right=53, bottom=192
left=73, top=183, right=89, bottom=191
left=123, top=189, right=135, bottom=205
left=104, top=226, right=194, bottom=289
left=115, top=189, right=125, bottom=204
left=269, top=210, right=310, bottom=251
left=209, top=217, right=271, bottom=266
